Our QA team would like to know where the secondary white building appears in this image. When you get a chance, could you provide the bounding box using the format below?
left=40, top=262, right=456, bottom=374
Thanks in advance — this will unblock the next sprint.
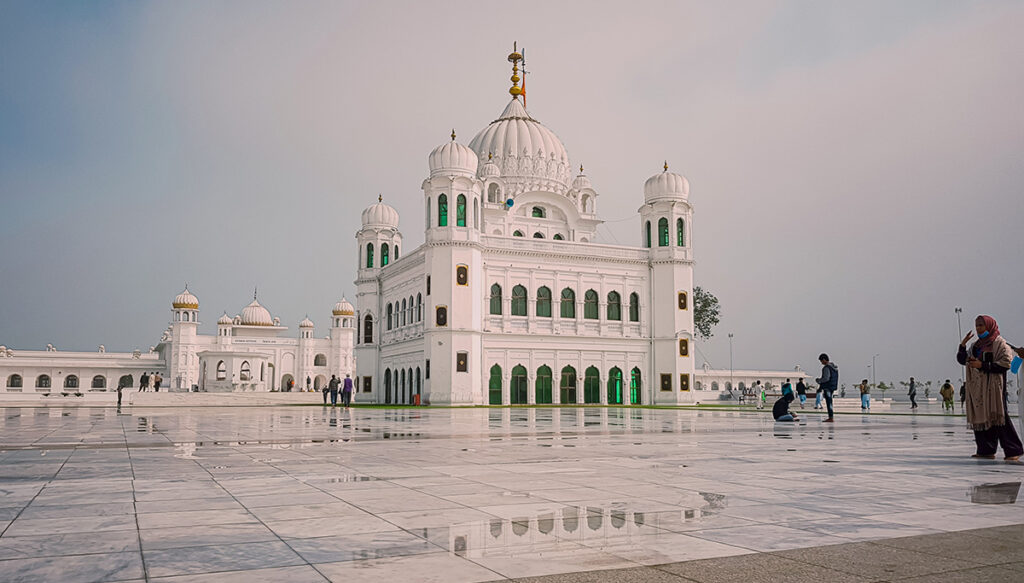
left=0, top=287, right=356, bottom=394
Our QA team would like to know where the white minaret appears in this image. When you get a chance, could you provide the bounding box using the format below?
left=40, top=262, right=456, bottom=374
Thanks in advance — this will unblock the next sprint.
left=354, top=197, right=401, bottom=402
left=169, top=286, right=199, bottom=391
left=330, top=297, right=356, bottom=380
left=639, top=162, right=696, bottom=404
left=297, top=316, right=314, bottom=388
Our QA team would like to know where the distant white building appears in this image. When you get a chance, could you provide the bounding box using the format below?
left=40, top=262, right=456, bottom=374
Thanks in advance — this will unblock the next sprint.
left=0, top=287, right=356, bottom=394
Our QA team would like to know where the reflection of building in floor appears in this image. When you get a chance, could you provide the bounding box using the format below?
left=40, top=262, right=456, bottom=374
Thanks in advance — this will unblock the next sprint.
left=0, top=287, right=356, bottom=395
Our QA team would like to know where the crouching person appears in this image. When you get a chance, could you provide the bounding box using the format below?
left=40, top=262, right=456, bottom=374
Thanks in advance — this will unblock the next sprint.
left=773, top=391, right=799, bottom=422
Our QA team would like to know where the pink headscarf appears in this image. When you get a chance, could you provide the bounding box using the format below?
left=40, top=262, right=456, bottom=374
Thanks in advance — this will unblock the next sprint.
left=974, top=315, right=1000, bottom=353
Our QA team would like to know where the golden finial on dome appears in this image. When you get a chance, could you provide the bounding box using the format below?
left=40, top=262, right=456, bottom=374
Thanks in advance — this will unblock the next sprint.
left=508, top=42, right=523, bottom=98
left=451, top=128, right=456, bottom=141
left=378, top=194, right=382, bottom=202
left=488, top=152, right=493, bottom=160
left=579, top=164, right=584, bottom=174
left=664, top=160, right=669, bottom=172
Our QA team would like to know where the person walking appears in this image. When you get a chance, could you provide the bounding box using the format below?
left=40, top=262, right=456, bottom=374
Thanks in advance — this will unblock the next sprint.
left=116, top=379, right=124, bottom=407
left=796, top=379, right=808, bottom=409
left=814, top=384, right=823, bottom=409
left=957, top=315, right=1023, bottom=461
left=139, top=372, right=150, bottom=392
left=815, top=353, right=839, bottom=422
left=908, top=377, right=918, bottom=410
left=342, top=374, right=353, bottom=407
left=153, top=372, right=162, bottom=393
left=328, top=374, right=340, bottom=407
left=306, top=376, right=311, bottom=392
left=859, top=379, right=871, bottom=411
left=755, top=381, right=765, bottom=409
left=940, top=379, right=955, bottom=412
left=960, top=381, right=966, bottom=411
left=781, top=379, right=793, bottom=397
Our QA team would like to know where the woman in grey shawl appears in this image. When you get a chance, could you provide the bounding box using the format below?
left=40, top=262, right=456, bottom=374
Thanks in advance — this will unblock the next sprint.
left=957, top=315, right=1022, bottom=461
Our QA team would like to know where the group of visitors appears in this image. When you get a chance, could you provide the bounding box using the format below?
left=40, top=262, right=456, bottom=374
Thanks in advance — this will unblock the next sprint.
left=138, top=371, right=162, bottom=392
left=322, top=374, right=353, bottom=407
left=774, top=353, right=838, bottom=423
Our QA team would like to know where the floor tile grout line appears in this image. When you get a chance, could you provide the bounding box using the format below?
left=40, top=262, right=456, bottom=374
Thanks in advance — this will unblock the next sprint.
left=124, top=410, right=152, bottom=583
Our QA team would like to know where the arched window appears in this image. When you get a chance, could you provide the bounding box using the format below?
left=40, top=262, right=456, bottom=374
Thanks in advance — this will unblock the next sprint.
left=677, top=218, right=685, bottom=247
left=533, top=232, right=544, bottom=239
left=216, top=361, right=226, bottom=381
left=416, top=293, right=423, bottom=321
left=7, top=374, right=23, bottom=388
left=381, top=243, right=390, bottom=266
left=510, top=365, right=528, bottom=404
left=511, top=285, right=527, bottom=316
left=532, top=206, right=545, bottom=218
left=455, top=194, right=467, bottom=227
left=629, top=292, right=640, bottom=322
left=607, top=367, right=623, bottom=405
left=438, top=194, right=448, bottom=227
left=584, top=366, right=600, bottom=403
left=489, top=284, right=503, bottom=315
left=583, top=290, right=599, bottom=319
left=645, top=221, right=651, bottom=248
left=118, top=374, right=132, bottom=389
left=240, top=361, right=251, bottom=381
left=384, top=369, right=392, bottom=404
left=36, top=375, right=51, bottom=388
left=553, top=234, right=564, bottom=240
left=489, top=364, right=502, bottom=405
left=536, top=365, right=553, bottom=404
left=560, top=365, right=577, bottom=403
left=363, top=314, right=374, bottom=343
left=386, top=303, right=393, bottom=330
left=394, top=245, right=399, bottom=260
left=314, top=354, right=327, bottom=366
left=488, top=183, right=501, bottom=203
left=91, top=375, right=106, bottom=389
left=630, top=368, right=642, bottom=404
left=401, top=298, right=408, bottom=326
left=658, top=218, right=669, bottom=247
left=536, top=286, right=552, bottom=317
left=513, top=230, right=524, bottom=237
left=65, top=375, right=79, bottom=389
left=473, top=198, right=479, bottom=229
left=607, top=291, right=621, bottom=321
left=560, top=288, right=576, bottom=318
left=365, top=243, right=374, bottom=268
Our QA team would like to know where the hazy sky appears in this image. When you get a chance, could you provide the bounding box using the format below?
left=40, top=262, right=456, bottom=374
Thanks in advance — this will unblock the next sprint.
left=2, top=1, right=1022, bottom=388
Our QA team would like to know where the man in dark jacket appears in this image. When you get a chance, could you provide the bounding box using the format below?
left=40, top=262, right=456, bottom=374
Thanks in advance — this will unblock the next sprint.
left=815, top=353, right=839, bottom=422
left=908, top=377, right=918, bottom=410
left=773, top=392, right=799, bottom=422
left=795, top=379, right=808, bottom=409
left=328, top=375, right=340, bottom=406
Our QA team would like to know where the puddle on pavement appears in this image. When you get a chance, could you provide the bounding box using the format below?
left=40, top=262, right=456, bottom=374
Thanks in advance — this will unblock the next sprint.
left=968, top=482, right=1021, bottom=504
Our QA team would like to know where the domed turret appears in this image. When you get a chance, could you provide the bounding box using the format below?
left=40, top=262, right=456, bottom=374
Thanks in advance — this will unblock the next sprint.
left=299, top=316, right=314, bottom=328
left=240, top=297, right=274, bottom=326
left=429, top=130, right=478, bottom=178
left=332, top=297, right=355, bottom=316
left=479, top=152, right=501, bottom=179
left=644, top=162, right=690, bottom=203
left=217, top=313, right=233, bottom=325
left=361, top=197, right=400, bottom=228
left=572, top=165, right=592, bottom=191
left=172, top=286, right=199, bottom=309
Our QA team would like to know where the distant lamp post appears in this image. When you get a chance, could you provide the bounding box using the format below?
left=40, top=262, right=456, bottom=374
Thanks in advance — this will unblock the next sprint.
left=871, top=353, right=879, bottom=388
left=728, top=333, right=734, bottom=398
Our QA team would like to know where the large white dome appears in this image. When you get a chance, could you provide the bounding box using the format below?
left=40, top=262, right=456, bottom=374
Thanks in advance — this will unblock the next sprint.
left=644, top=165, right=690, bottom=203
left=468, top=99, right=572, bottom=194
left=428, top=137, right=478, bottom=177
left=361, top=199, right=399, bottom=228
left=240, top=298, right=274, bottom=326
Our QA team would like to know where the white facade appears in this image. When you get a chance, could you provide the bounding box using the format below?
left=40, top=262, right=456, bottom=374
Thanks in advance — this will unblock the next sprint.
left=0, top=288, right=356, bottom=394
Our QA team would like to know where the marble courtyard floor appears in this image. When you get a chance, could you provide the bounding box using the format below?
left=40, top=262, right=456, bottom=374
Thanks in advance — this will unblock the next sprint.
left=0, top=405, right=1022, bottom=582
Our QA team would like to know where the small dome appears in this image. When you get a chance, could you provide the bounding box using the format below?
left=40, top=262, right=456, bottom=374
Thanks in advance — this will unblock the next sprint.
left=299, top=316, right=314, bottom=328
left=644, top=164, right=690, bottom=203
left=361, top=198, right=399, bottom=228
left=240, top=298, right=274, bottom=326
left=172, top=286, right=199, bottom=309
left=479, top=153, right=501, bottom=179
left=429, top=134, right=479, bottom=177
left=217, top=313, right=233, bottom=325
left=572, top=167, right=592, bottom=191
left=332, top=297, right=355, bottom=316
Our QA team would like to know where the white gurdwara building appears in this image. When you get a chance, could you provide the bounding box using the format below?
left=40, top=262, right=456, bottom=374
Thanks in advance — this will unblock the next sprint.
left=353, top=48, right=698, bottom=406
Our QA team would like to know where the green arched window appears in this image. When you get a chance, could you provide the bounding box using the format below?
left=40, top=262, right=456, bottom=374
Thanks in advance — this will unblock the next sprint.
left=438, top=194, right=448, bottom=227
left=630, top=368, right=642, bottom=404
left=366, top=243, right=374, bottom=268
left=583, top=290, right=599, bottom=319
left=456, top=194, right=467, bottom=227
left=658, top=218, right=669, bottom=247
left=584, top=366, right=600, bottom=403
left=608, top=367, right=623, bottom=405
left=489, top=364, right=502, bottom=405
left=510, top=365, right=528, bottom=404
left=645, top=221, right=651, bottom=248
left=607, top=291, right=621, bottom=321
left=677, top=218, right=685, bottom=246
left=489, top=284, right=502, bottom=315
left=560, top=366, right=577, bottom=403
left=513, top=230, right=524, bottom=237
left=511, top=285, right=527, bottom=316
left=629, top=292, right=640, bottom=322
left=560, top=288, right=576, bottom=318
left=536, top=287, right=552, bottom=318
left=536, top=365, right=553, bottom=404
left=381, top=243, right=390, bottom=266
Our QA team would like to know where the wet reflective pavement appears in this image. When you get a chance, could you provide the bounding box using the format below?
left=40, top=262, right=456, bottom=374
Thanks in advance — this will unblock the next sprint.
left=0, top=406, right=1022, bottom=582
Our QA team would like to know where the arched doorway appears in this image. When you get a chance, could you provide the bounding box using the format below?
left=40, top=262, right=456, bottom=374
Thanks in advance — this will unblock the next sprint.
left=489, top=365, right=502, bottom=405
left=314, top=375, right=326, bottom=390
left=415, top=367, right=421, bottom=402
left=510, top=365, right=528, bottom=404
left=281, top=374, right=294, bottom=392
left=584, top=366, right=600, bottom=404
left=607, top=367, right=623, bottom=405
left=536, top=365, right=553, bottom=404
left=630, top=368, right=642, bottom=404
left=400, top=369, right=406, bottom=405
left=384, top=369, right=392, bottom=404
left=560, top=366, right=577, bottom=404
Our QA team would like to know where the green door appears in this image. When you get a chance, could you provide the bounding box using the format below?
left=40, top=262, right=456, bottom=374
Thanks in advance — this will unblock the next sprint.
left=536, top=366, right=553, bottom=404
left=560, top=366, right=577, bottom=404
left=584, top=366, right=600, bottom=404
left=608, top=368, right=623, bottom=405
left=489, top=365, right=502, bottom=405
left=511, top=365, right=528, bottom=404
left=630, top=368, right=641, bottom=404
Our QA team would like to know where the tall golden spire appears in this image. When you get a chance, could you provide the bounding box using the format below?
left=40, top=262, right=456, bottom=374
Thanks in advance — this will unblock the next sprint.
left=508, top=42, right=523, bottom=98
